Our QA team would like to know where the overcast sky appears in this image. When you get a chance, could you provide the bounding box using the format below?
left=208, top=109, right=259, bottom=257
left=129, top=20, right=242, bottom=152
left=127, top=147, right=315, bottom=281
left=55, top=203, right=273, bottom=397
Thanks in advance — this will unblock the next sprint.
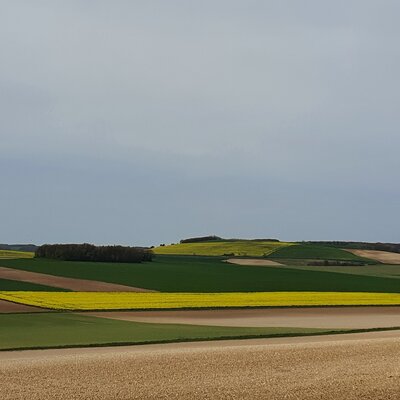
left=1, top=1, right=399, bottom=246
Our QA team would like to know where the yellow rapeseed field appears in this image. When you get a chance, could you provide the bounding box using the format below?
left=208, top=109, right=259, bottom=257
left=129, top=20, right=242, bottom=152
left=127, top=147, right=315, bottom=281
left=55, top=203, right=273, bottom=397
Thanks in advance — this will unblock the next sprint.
left=1, top=291, right=400, bottom=310
left=154, top=240, right=294, bottom=256
left=0, top=250, right=34, bottom=259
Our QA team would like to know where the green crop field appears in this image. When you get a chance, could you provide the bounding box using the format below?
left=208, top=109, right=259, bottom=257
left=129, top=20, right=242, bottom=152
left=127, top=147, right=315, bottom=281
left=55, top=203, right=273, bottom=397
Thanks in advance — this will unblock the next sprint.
left=0, top=313, right=332, bottom=351
left=266, top=264, right=400, bottom=280
left=0, top=250, right=34, bottom=259
left=2, top=256, right=400, bottom=293
left=268, top=244, right=372, bottom=262
left=0, top=278, right=67, bottom=291
left=154, top=240, right=293, bottom=257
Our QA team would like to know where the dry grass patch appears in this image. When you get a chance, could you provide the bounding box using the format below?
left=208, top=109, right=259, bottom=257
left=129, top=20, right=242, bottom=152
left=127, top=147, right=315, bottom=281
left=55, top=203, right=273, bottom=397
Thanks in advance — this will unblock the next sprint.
left=345, top=249, right=400, bottom=264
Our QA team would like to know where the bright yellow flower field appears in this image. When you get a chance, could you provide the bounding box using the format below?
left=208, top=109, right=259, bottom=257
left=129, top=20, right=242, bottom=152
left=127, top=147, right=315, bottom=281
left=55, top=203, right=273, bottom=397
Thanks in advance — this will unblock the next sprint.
left=1, top=291, right=400, bottom=310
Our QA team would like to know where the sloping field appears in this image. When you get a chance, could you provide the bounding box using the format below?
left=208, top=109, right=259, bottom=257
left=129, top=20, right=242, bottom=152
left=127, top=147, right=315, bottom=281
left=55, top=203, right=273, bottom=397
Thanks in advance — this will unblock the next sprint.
left=259, top=263, right=400, bottom=280
left=1, top=332, right=399, bottom=400
left=0, top=278, right=65, bottom=291
left=89, top=306, right=400, bottom=329
left=0, top=266, right=153, bottom=292
left=0, top=250, right=34, bottom=259
left=0, top=299, right=43, bottom=313
left=346, top=249, right=400, bottom=264
left=2, top=291, right=400, bottom=310
left=0, top=313, right=328, bottom=351
left=3, top=257, right=400, bottom=293
left=269, top=244, right=372, bottom=261
left=154, top=240, right=293, bottom=257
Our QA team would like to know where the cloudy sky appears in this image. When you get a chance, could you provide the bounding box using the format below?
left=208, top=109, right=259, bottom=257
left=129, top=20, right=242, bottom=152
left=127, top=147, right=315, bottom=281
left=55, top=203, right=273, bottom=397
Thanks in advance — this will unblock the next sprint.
left=1, top=1, right=399, bottom=246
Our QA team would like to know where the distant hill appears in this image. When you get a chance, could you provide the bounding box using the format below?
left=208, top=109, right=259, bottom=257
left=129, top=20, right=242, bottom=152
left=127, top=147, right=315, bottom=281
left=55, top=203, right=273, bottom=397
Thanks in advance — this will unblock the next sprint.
left=154, top=239, right=376, bottom=263
left=154, top=240, right=292, bottom=257
left=0, top=244, right=37, bottom=252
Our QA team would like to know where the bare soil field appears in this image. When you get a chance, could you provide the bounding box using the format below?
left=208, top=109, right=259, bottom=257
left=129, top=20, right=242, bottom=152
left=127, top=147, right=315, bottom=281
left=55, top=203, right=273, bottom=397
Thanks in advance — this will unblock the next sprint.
left=0, top=299, right=43, bottom=313
left=1, top=331, right=399, bottom=400
left=0, top=266, right=154, bottom=292
left=345, top=249, right=400, bottom=264
left=225, top=258, right=284, bottom=266
left=87, top=306, right=400, bottom=329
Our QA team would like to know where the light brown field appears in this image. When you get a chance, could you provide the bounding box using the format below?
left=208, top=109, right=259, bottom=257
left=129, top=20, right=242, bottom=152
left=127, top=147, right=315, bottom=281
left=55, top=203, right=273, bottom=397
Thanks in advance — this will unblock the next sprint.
left=1, top=331, right=399, bottom=400
left=0, top=266, right=154, bottom=292
left=0, top=299, right=43, bottom=313
left=225, top=258, right=284, bottom=266
left=87, top=306, right=400, bottom=329
left=345, top=249, right=400, bottom=264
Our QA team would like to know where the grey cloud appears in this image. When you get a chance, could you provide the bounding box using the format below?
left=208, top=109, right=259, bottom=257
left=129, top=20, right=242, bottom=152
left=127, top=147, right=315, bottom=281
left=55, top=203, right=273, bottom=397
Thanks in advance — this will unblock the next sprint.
left=0, top=1, right=399, bottom=244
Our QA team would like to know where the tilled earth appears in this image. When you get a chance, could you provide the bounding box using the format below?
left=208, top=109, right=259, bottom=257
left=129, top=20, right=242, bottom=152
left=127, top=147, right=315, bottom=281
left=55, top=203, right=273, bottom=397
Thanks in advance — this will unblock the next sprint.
left=1, top=332, right=399, bottom=399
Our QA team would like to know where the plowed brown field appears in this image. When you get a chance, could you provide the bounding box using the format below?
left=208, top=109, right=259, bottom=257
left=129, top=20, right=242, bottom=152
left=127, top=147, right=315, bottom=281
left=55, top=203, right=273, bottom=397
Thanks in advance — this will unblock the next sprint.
left=0, top=299, right=42, bottom=313
left=345, top=249, right=400, bottom=264
left=1, top=331, right=399, bottom=399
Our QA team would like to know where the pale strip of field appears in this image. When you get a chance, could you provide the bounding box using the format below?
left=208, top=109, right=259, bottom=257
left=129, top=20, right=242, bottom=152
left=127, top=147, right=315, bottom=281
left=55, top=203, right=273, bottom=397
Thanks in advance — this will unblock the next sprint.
left=0, top=299, right=43, bottom=313
left=225, top=258, right=284, bottom=266
left=345, top=249, right=400, bottom=264
left=0, top=266, right=154, bottom=292
left=2, top=291, right=400, bottom=310
left=87, top=306, right=400, bottom=329
left=1, top=331, right=399, bottom=400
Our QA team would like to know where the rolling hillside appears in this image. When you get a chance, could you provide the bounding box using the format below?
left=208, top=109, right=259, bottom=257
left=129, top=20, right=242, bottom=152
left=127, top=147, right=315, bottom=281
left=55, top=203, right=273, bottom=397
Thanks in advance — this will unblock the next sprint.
left=154, top=240, right=293, bottom=257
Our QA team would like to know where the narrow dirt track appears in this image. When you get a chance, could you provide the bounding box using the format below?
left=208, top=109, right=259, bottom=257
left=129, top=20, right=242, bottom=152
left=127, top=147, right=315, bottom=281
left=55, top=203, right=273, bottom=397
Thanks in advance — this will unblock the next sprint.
left=87, top=306, right=400, bottom=329
left=345, top=249, right=400, bottom=264
left=0, top=266, right=154, bottom=292
left=1, top=331, right=399, bottom=400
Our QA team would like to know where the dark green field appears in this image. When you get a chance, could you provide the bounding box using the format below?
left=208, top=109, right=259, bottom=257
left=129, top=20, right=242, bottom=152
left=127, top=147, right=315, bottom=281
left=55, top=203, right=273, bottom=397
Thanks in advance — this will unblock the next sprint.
left=269, top=244, right=373, bottom=262
left=0, top=278, right=67, bottom=291
left=0, top=313, right=330, bottom=351
left=2, top=256, right=400, bottom=293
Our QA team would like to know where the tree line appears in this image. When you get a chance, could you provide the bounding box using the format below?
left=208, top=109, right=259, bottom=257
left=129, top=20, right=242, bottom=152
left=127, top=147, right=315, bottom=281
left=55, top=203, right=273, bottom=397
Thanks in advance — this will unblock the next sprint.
left=35, top=243, right=153, bottom=263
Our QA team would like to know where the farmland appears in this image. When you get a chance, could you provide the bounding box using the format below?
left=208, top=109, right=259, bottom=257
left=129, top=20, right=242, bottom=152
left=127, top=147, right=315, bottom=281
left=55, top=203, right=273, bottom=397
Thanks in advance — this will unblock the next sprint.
left=268, top=244, right=372, bottom=261
left=2, top=333, right=397, bottom=400
left=0, top=250, right=34, bottom=259
left=1, top=239, right=400, bottom=358
left=2, top=291, right=400, bottom=310
left=3, top=256, right=400, bottom=293
left=154, top=240, right=293, bottom=257
left=0, top=313, right=332, bottom=351
left=0, top=278, right=66, bottom=291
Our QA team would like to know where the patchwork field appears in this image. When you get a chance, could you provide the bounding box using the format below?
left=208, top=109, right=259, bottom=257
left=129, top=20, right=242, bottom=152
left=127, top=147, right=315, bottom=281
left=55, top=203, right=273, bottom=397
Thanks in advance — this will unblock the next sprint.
left=0, top=312, right=331, bottom=351
left=154, top=240, right=293, bottom=257
left=1, top=241, right=400, bottom=371
left=3, top=256, right=400, bottom=293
